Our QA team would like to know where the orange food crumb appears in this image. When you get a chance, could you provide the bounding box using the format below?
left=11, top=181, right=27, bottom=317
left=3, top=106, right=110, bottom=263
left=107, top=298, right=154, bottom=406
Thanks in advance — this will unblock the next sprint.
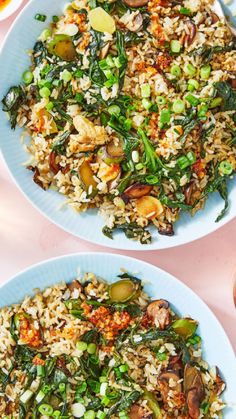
left=32, top=356, right=45, bottom=366
left=192, top=160, right=206, bottom=179
left=89, top=306, right=131, bottom=340
left=19, top=317, right=42, bottom=348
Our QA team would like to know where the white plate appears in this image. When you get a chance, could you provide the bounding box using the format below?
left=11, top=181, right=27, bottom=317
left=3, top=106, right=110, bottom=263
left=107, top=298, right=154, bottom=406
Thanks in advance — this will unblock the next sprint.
left=0, top=0, right=24, bottom=21
left=0, top=0, right=236, bottom=250
left=0, top=253, right=236, bottom=416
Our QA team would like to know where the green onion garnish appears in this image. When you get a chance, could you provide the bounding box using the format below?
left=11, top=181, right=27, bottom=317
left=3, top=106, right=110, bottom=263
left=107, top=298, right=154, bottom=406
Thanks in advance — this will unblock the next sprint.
left=35, top=14, right=47, bottom=22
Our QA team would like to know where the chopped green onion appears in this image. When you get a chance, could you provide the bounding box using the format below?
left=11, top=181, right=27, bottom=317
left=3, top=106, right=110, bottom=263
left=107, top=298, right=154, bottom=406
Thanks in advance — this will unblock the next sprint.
left=40, top=28, right=51, bottom=41
left=35, top=389, right=46, bottom=403
left=87, top=343, right=97, bottom=354
left=108, top=105, right=121, bottom=116
left=177, top=156, right=190, bottom=170
left=35, top=14, right=47, bottom=22
left=170, top=64, right=181, bottom=77
left=179, top=6, right=191, bottom=15
left=75, top=381, right=87, bottom=396
left=96, top=411, right=106, bottom=419
left=141, top=83, right=151, bottom=98
left=209, top=97, right=222, bottom=109
left=198, top=104, right=208, bottom=118
left=84, top=411, right=96, bottom=419
left=173, top=99, right=185, bottom=114
left=145, top=174, right=159, bottom=184
left=186, top=151, right=196, bottom=164
left=187, top=79, right=199, bottom=92
left=20, top=389, right=33, bottom=404
left=52, top=79, right=61, bottom=87
left=106, top=55, right=115, bottom=68
left=219, top=160, right=233, bottom=175
left=119, top=364, right=128, bottom=373
left=74, top=69, right=83, bottom=78
left=52, top=15, right=59, bottom=23
left=113, top=57, right=122, bottom=68
left=200, top=64, right=211, bottom=80
left=156, top=351, right=167, bottom=361
left=59, top=382, right=66, bottom=393
left=52, top=411, right=61, bottom=418
left=101, top=395, right=110, bottom=406
left=99, top=376, right=107, bottom=383
left=185, top=94, right=199, bottom=107
left=104, top=69, right=113, bottom=79
left=38, top=404, right=53, bottom=415
left=124, top=118, right=132, bottom=131
left=61, top=69, right=73, bottom=82
left=170, top=40, right=181, bottom=53
left=142, top=98, right=152, bottom=110
left=39, top=86, right=51, bottom=98
left=119, top=412, right=129, bottom=419
left=76, top=341, right=88, bottom=351
left=183, top=63, right=196, bottom=77
left=46, top=101, right=54, bottom=111
left=159, top=108, right=171, bottom=127
left=156, top=96, right=167, bottom=106
left=135, top=163, right=144, bottom=170
left=22, top=70, right=33, bottom=85
left=177, top=151, right=196, bottom=169
left=75, top=92, right=84, bottom=103
left=37, top=365, right=45, bottom=377
left=104, top=75, right=118, bottom=88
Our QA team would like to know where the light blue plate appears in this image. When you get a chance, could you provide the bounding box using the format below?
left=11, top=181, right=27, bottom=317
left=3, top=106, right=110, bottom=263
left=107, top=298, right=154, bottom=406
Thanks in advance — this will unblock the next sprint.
left=0, top=253, right=235, bottom=416
left=0, top=0, right=236, bottom=250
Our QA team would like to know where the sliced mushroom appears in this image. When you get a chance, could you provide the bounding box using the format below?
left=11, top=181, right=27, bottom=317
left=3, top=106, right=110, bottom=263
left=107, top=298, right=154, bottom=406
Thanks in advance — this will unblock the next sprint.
left=68, top=280, right=83, bottom=293
left=129, top=404, right=152, bottom=419
left=125, top=12, right=143, bottom=32
left=184, top=364, right=205, bottom=419
left=147, top=299, right=171, bottom=329
left=187, top=388, right=201, bottom=419
left=214, top=367, right=226, bottom=396
left=158, top=223, right=174, bottom=236
left=184, top=21, right=197, bottom=47
left=229, top=78, right=236, bottom=89
left=100, top=42, right=111, bottom=60
left=168, top=354, right=183, bottom=373
left=210, top=12, right=220, bottom=24
left=124, top=183, right=153, bottom=199
left=158, top=371, right=182, bottom=393
left=184, top=181, right=194, bottom=205
left=27, top=165, right=46, bottom=190
left=123, top=0, right=149, bottom=7
left=49, top=151, right=61, bottom=174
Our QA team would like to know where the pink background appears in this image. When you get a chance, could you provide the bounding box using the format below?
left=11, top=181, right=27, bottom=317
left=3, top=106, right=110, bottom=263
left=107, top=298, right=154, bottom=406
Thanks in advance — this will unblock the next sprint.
left=0, top=0, right=235, bottom=351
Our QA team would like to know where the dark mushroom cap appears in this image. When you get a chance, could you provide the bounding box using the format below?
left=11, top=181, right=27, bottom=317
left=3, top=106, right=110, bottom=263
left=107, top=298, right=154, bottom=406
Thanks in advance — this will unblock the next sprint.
left=147, top=299, right=171, bottom=330
left=158, top=370, right=182, bottom=393
left=123, top=0, right=149, bottom=8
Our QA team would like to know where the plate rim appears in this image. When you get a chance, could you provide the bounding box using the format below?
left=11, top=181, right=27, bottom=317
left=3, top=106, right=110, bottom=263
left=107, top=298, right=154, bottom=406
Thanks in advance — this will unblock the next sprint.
left=0, top=0, right=235, bottom=250
left=0, top=251, right=235, bottom=414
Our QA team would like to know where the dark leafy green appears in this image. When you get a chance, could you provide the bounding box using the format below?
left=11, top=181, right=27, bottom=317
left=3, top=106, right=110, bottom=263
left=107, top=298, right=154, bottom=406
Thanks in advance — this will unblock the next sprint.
left=191, top=38, right=236, bottom=63
left=52, top=130, right=71, bottom=154
left=102, top=222, right=151, bottom=244
left=2, top=86, right=26, bottom=129
left=214, top=81, right=236, bottom=111
left=107, top=391, right=140, bottom=417
left=33, top=41, right=48, bottom=66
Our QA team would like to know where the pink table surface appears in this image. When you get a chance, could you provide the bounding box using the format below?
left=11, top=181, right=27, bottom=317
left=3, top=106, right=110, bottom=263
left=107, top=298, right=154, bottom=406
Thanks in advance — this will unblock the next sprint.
left=0, top=1, right=235, bottom=352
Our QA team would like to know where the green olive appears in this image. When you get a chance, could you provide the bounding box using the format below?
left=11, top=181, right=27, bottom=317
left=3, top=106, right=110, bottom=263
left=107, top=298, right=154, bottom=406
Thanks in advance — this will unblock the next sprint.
left=48, top=35, right=76, bottom=61
left=171, top=318, right=198, bottom=339
left=109, top=280, right=138, bottom=303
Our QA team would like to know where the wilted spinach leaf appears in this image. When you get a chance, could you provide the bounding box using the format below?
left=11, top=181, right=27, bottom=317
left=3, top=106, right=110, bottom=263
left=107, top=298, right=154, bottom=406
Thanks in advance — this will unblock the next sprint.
left=214, top=81, right=236, bottom=111
left=2, top=85, right=25, bottom=129
left=52, top=130, right=71, bottom=154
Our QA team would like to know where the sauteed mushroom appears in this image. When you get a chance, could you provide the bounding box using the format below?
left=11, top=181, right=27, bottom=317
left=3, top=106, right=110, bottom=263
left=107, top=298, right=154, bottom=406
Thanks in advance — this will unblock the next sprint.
left=123, top=0, right=149, bottom=8
left=147, top=299, right=171, bottom=329
left=184, top=21, right=197, bottom=47
left=124, top=183, right=153, bottom=199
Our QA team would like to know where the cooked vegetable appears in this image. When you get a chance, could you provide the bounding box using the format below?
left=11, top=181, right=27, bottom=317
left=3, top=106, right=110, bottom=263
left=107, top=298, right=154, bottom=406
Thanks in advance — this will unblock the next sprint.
left=123, top=0, right=149, bottom=7
left=79, top=160, right=98, bottom=195
left=172, top=318, right=198, bottom=339
left=2, top=86, right=25, bottom=129
left=48, top=35, right=76, bottom=61
left=147, top=300, right=170, bottom=330
left=136, top=196, right=163, bottom=219
left=88, top=7, right=116, bottom=34
left=184, top=365, right=205, bottom=419
left=123, top=183, right=153, bottom=199
left=142, top=391, right=162, bottom=418
left=109, top=279, right=138, bottom=302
